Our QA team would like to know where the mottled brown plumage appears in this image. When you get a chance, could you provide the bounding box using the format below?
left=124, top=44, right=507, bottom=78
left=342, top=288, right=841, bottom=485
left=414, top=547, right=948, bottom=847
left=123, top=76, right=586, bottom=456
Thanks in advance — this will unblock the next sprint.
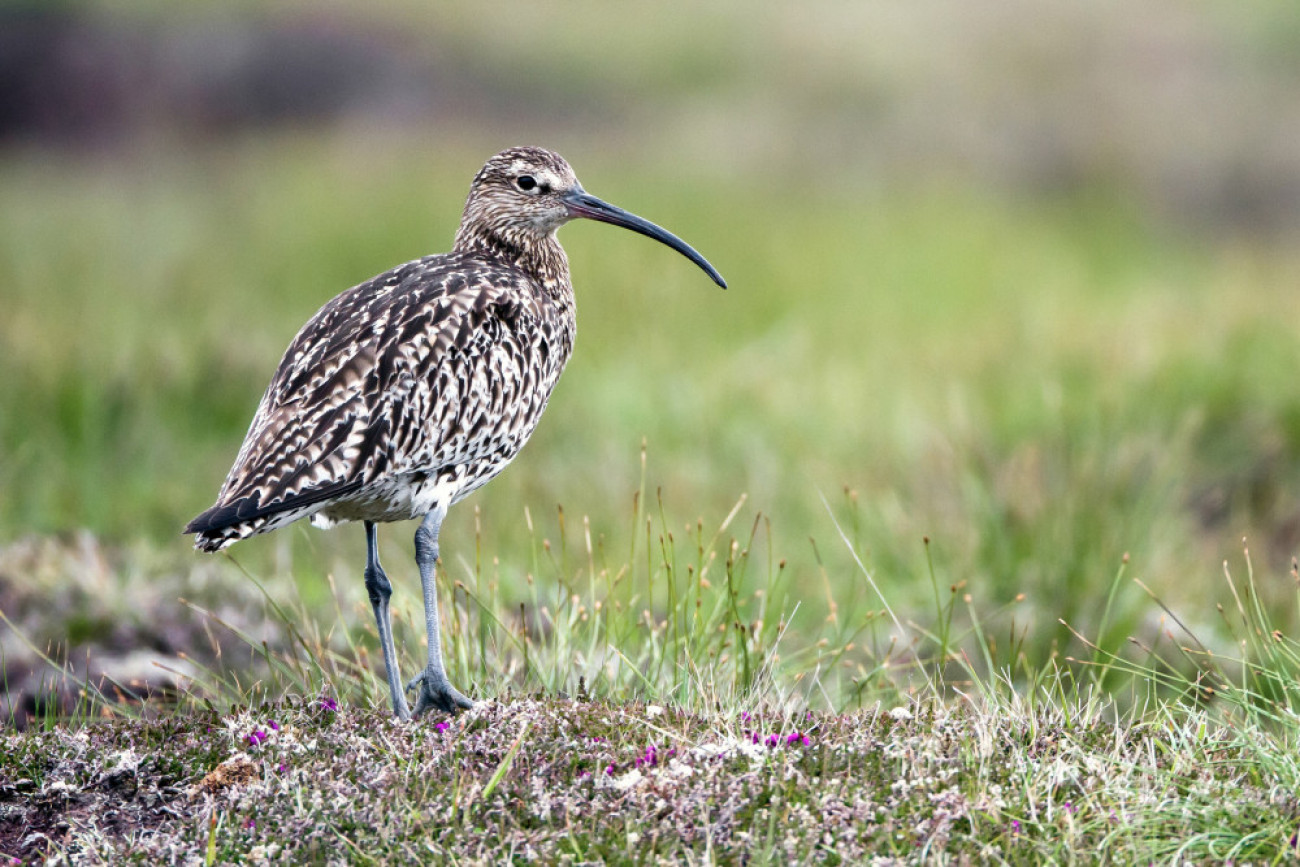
left=185, top=146, right=725, bottom=718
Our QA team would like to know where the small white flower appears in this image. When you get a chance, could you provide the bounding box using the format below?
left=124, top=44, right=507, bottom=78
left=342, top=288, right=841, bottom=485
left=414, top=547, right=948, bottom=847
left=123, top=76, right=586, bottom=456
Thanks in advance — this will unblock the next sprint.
left=646, top=704, right=664, bottom=718
left=667, top=760, right=695, bottom=779
left=613, top=769, right=644, bottom=791
left=889, top=706, right=913, bottom=721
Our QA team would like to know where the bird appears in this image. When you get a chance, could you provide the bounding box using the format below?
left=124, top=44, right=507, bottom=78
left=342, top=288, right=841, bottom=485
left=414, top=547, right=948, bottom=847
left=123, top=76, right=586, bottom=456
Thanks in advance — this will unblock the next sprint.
left=185, top=146, right=726, bottom=719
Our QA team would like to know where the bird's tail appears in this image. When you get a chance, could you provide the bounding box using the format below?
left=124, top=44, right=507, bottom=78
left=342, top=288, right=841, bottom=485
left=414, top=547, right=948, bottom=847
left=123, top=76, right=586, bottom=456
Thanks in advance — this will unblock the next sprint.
left=185, top=481, right=362, bottom=552
left=184, top=495, right=281, bottom=552
left=185, top=510, right=272, bottom=553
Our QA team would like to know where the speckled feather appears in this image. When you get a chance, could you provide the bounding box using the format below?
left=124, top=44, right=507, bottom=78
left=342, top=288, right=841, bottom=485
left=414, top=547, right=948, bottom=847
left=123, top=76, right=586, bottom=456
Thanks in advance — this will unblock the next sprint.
left=186, top=148, right=579, bottom=551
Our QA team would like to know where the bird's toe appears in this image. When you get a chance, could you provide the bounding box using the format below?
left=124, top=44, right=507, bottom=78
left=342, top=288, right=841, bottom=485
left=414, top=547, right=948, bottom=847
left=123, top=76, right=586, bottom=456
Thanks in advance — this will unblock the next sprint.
left=407, top=668, right=475, bottom=716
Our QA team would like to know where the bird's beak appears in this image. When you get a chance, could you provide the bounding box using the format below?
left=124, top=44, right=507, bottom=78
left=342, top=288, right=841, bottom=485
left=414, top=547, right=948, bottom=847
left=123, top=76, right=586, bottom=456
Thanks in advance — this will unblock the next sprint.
left=562, top=188, right=727, bottom=288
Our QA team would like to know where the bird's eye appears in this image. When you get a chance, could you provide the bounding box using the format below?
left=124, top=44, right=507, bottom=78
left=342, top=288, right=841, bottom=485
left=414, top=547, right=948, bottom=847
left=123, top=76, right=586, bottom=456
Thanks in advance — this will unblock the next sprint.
left=516, top=175, right=537, bottom=192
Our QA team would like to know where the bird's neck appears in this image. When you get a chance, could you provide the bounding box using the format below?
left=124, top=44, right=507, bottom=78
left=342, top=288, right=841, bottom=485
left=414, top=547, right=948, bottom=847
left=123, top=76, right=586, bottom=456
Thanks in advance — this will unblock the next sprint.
left=453, top=224, right=574, bottom=305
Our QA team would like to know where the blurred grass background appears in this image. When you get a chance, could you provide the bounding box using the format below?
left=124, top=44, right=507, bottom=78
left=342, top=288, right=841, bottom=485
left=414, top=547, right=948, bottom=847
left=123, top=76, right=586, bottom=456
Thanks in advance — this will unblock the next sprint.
left=3, top=0, right=1300, bottom=706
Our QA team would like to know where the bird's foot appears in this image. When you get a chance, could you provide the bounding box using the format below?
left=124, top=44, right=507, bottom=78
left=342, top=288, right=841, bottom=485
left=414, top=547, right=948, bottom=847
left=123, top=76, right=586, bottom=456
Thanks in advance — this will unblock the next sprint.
left=406, top=667, right=475, bottom=716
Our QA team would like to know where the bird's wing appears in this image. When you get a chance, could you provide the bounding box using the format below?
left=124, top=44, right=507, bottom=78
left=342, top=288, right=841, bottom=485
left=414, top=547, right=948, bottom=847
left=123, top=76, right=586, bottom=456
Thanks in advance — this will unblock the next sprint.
left=189, top=253, right=556, bottom=534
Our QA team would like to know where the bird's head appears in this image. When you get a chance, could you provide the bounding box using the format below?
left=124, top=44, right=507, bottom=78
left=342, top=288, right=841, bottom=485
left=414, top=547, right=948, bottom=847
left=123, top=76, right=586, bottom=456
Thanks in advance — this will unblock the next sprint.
left=457, top=146, right=726, bottom=288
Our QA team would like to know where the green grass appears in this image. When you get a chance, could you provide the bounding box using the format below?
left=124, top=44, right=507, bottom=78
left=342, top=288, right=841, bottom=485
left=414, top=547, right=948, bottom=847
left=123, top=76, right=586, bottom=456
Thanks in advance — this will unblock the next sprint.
left=4, top=135, right=1300, bottom=668
left=5, top=110, right=1300, bottom=860
left=5, top=501, right=1300, bottom=862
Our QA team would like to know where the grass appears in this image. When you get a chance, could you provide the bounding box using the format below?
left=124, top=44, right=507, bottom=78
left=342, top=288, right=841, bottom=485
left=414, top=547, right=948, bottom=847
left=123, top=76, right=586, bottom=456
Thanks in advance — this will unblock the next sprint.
left=4, top=21, right=1300, bottom=855
left=4, top=501, right=1300, bottom=861
left=9, top=696, right=1298, bottom=862
left=5, top=137, right=1300, bottom=666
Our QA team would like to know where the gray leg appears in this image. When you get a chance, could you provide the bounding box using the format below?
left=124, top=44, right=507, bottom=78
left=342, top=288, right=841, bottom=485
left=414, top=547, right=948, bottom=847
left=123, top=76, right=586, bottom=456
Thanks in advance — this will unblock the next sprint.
left=364, top=521, right=411, bottom=719
left=406, top=504, right=475, bottom=715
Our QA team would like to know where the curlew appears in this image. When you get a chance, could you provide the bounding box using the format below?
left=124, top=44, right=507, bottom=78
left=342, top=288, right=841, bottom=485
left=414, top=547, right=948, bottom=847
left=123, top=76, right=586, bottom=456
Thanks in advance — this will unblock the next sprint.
left=185, top=147, right=726, bottom=718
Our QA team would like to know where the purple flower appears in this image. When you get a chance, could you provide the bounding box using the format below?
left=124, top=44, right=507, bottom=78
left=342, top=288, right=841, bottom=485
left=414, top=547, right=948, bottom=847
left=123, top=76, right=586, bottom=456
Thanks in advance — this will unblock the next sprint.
left=635, top=745, right=659, bottom=768
left=1011, top=820, right=1021, bottom=836
left=764, top=734, right=780, bottom=748
left=268, top=720, right=279, bottom=732
left=319, top=696, right=338, bottom=712
left=434, top=720, right=450, bottom=734
left=786, top=731, right=810, bottom=747
left=604, top=763, right=616, bottom=776
left=277, top=762, right=288, bottom=773
left=248, top=729, right=268, bottom=747
left=244, top=818, right=256, bottom=830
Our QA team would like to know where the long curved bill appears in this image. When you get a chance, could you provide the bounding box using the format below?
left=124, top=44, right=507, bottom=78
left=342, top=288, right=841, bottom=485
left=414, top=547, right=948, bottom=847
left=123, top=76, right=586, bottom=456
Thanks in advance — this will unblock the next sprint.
left=562, top=188, right=727, bottom=288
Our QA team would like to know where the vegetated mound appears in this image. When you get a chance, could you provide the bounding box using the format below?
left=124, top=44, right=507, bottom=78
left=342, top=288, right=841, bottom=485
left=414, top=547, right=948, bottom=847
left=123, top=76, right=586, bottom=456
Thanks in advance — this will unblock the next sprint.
left=3, top=696, right=1297, bottom=862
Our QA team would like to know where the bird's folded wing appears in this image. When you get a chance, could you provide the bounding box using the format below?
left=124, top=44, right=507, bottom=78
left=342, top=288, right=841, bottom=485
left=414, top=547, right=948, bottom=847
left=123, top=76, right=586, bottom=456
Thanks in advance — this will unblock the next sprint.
left=193, top=254, right=553, bottom=531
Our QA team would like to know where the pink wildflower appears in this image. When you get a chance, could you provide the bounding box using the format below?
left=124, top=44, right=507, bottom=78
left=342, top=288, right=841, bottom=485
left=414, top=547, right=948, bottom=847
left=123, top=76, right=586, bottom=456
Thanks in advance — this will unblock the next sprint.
left=635, top=745, right=659, bottom=768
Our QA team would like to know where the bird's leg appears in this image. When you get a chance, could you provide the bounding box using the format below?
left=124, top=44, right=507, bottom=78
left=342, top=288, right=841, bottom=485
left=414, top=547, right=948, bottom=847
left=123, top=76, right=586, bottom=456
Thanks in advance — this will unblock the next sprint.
left=406, top=505, right=475, bottom=715
left=364, top=521, right=411, bottom=719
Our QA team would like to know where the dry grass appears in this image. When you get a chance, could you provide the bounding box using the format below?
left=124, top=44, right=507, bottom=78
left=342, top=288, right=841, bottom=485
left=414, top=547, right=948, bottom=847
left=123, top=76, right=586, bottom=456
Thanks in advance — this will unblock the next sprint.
left=4, top=694, right=1298, bottom=863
